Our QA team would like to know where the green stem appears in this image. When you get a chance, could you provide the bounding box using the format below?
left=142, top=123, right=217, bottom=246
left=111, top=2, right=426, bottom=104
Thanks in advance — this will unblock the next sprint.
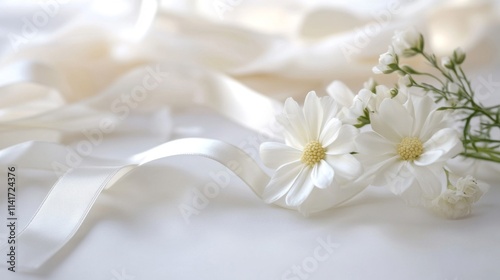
left=418, top=51, right=454, bottom=81
left=458, top=66, right=475, bottom=99
left=460, top=152, right=500, bottom=163
left=463, top=139, right=500, bottom=144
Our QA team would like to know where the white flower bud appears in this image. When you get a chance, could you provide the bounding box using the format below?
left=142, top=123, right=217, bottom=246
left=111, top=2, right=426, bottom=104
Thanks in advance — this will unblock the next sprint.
left=373, top=46, right=398, bottom=74
left=453, top=47, right=466, bottom=64
left=441, top=56, right=453, bottom=69
left=391, top=27, right=422, bottom=57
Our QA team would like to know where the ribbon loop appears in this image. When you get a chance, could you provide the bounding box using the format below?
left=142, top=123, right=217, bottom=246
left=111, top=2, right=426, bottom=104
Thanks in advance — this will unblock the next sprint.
left=0, top=138, right=270, bottom=271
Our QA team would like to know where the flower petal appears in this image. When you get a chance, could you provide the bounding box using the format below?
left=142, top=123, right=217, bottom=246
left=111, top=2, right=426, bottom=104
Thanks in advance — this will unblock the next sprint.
left=383, top=162, right=418, bottom=199
left=311, top=160, right=334, bottom=189
left=326, top=80, right=355, bottom=108
left=320, top=96, right=340, bottom=124
left=326, top=124, right=358, bottom=155
left=276, top=114, right=305, bottom=149
left=415, top=128, right=462, bottom=166
left=260, top=142, right=301, bottom=169
left=397, top=179, right=423, bottom=206
left=356, top=153, right=394, bottom=174
left=283, top=97, right=309, bottom=144
left=319, top=118, right=342, bottom=147
left=408, top=164, right=445, bottom=201
left=262, top=161, right=303, bottom=203
left=352, top=89, right=373, bottom=115
left=408, top=95, right=435, bottom=138
left=286, top=166, right=314, bottom=206
left=419, top=109, right=449, bottom=142
left=371, top=98, right=412, bottom=141
left=325, top=154, right=362, bottom=180
left=371, top=157, right=404, bottom=187
left=355, top=131, right=395, bottom=156
left=303, top=91, right=322, bottom=140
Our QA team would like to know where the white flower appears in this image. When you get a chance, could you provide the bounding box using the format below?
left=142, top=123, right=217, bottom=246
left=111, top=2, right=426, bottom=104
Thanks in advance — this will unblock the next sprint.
left=455, top=175, right=483, bottom=202
left=432, top=175, right=483, bottom=219
left=326, top=81, right=372, bottom=125
left=259, top=91, right=362, bottom=207
left=366, top=85, right=406, bottom=114
left=432, top=189, right=472, bottom=219
left=356, top=95, right=463, bottom=205
left=373, top=46, right=398, bottom=74
left=391, top=27, right=422, bottom=57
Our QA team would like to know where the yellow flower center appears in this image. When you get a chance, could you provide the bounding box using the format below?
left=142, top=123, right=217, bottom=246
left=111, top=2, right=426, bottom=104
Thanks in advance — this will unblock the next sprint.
left=301, top=141, right=326, bottom=166
left=397, top=137, right=423, bottom=161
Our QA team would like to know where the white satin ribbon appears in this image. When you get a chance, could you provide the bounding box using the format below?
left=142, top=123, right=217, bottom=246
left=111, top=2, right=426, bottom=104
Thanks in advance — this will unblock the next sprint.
left=0, top=137, right=367, bottom=271
left=0, top=138, right=269, bottom=271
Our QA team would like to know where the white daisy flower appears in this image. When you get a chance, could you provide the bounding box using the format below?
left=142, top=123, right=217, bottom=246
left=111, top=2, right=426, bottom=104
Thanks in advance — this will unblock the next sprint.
left=259, top=91, right=362, bottom=207
left=356, top=95, right=463, bottom=205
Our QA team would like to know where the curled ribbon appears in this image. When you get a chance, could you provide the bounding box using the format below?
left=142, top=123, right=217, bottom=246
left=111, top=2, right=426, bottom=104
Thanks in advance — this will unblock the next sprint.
left=0, top=138, right=366, bottom=271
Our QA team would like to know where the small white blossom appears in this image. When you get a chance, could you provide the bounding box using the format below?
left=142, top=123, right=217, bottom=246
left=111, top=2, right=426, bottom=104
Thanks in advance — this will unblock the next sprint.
left=366, top=85, right=392, bottom=113
left=373, top=46, right=398, bottom=74
left=365, top=85, right=407, bottom=114
left=391, top=27, right=422, bottom=57
left=433, top=189, right=473, bottom=219
left=326, top=81, right=372, bottom=125
left=352, top=90, right=372, bottom=115
left=456, top=175, right=483, bottom=202
left=432, top=175, right=483, bottom=219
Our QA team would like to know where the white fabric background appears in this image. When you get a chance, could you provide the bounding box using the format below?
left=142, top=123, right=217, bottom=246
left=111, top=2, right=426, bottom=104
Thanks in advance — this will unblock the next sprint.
left=0, top=0, right=499, bottom=279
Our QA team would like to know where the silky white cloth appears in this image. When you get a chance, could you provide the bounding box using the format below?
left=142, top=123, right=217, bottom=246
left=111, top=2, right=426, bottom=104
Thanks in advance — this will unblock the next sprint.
left=0, top=0, right=500, bottom=279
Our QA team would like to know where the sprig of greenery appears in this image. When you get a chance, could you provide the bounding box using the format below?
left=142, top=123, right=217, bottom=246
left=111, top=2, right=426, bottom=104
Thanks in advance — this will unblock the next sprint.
left=390, top=39, right=500, bottom=163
